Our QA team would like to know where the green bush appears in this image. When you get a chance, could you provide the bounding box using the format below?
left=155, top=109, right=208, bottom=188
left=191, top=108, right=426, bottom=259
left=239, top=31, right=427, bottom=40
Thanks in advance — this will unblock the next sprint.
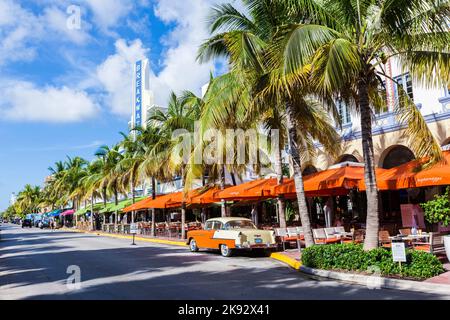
left=421, top=187, right=450, bottom=227
left=302, top=243, right=444, bottom=280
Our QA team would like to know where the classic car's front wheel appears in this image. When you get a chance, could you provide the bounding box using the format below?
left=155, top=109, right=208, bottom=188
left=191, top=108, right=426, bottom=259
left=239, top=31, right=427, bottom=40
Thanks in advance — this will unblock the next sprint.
left=189, top=239, right=199, bottom=252
left=220, top=244, right=233, bottom=257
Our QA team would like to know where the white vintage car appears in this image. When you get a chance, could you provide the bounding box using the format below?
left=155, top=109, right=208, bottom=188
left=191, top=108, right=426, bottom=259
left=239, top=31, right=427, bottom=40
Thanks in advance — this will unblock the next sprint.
left=186, top=217, right=277, bottom=257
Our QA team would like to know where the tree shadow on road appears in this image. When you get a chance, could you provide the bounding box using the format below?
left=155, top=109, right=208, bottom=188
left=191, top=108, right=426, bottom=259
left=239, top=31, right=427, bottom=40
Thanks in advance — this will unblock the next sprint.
left=1, top=226, right=446, bottom=301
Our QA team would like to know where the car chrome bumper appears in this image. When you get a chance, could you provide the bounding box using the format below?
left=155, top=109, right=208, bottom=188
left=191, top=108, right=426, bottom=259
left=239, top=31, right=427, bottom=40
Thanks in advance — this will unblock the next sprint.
left=235, top=243, right=277, bottom=249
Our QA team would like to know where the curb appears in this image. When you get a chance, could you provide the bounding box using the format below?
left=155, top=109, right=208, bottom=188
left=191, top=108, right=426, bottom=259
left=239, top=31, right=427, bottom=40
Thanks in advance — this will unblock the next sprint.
left=61, top=228, right=187, bottom=247
left=299, top=265, right=450, bottom=296
left=270, top=253, right=302, bottom=270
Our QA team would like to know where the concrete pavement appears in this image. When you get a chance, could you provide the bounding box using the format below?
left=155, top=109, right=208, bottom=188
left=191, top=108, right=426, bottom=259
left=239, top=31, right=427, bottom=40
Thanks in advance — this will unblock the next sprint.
left=1, top=223, right=449, bottom=300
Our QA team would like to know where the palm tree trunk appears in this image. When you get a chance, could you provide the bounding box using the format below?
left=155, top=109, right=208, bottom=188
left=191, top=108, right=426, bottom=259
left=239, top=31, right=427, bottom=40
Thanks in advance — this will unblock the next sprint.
left=359, top=80, right=380, bottom=251
left=285, top=101, right=314, bottom=247
left=114, top=186, right=118, bottom=228
left=181, top=166, right=186, bottom=239
left=90, top=194, right=94, bottom=231
left=151, top=177, right=156, bottom=237
left=275, top=144, right=287, bottom=228
left=131, top=181, right=135, bottom=224
left=220, top=165, right=227, bottom=217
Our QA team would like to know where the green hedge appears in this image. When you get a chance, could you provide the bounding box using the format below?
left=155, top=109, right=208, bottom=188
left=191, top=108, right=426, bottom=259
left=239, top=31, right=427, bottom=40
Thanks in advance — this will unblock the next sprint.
left=302, top=243, right=444, bottom=280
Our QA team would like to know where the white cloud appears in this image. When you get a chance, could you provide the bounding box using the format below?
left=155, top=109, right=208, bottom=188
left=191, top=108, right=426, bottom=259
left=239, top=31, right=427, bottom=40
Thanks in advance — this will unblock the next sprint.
left=93, top=0, right=226, bottom=116
left=150, top=0, right=218, bottom=105
left=0, top=80, right=99, bottom=123
left=84, top=0, right=133, bottom=31
left=42, top=6, right=92, bottom=45
left=0, top=1, right=93, bottom=65
left=96, top=39, right=149, bottom=116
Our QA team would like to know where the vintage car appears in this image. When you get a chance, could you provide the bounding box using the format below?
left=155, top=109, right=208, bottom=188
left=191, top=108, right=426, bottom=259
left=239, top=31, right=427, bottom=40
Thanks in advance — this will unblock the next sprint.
left=186, top=217, right=277, bottom=257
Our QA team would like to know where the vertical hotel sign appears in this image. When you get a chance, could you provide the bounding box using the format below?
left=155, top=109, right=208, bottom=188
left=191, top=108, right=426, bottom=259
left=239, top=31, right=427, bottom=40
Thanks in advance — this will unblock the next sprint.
left=135, top=60, right=142, bottom=127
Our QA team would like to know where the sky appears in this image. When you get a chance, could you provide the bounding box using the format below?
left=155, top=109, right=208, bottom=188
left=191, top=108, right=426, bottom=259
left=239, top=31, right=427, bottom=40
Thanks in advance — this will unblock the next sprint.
left=0, top=0, right=234, bottom=211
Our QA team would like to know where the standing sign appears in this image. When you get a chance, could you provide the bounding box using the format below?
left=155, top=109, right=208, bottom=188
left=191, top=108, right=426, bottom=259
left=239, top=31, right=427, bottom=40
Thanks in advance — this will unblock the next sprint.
left=391, top=242, right=407, bottom=262
left=130, top=223, right=138, bottom=234
left=134, top=60, right=142, bottom=128
left=130, top=223, right=138, bottom=246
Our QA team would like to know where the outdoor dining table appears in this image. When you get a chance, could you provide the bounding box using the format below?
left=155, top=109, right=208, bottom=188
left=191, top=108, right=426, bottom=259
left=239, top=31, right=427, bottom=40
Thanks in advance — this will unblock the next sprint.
left=389, top=233, right=431, bottom=241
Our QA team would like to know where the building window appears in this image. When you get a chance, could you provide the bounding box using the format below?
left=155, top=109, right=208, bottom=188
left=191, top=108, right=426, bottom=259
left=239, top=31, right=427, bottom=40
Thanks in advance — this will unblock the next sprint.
left=393, top=73, right=414, bottom=101
left=337, top=100, right=351, bottom=125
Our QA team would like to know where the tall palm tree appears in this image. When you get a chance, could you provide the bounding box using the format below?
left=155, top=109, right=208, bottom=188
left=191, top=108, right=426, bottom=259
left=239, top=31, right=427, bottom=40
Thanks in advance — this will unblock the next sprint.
left=80, top=159, right=105, bottom=230
left=95, top=145, right=124, bottom=225
left=198, top=0, right=341, bottom=246
left=149, top=91, right=200, bottom=239
left=273, top=0, right=449, bottom=249
left=16, top=185, right=42, bottom=213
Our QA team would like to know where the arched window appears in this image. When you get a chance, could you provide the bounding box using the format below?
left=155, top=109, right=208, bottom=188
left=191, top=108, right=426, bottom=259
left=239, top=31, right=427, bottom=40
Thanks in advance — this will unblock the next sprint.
left=382, top=146, right=415, bottom=169
left=336, top=154, right=359, bottom=164
left=302, top=165, right=318, bottom=176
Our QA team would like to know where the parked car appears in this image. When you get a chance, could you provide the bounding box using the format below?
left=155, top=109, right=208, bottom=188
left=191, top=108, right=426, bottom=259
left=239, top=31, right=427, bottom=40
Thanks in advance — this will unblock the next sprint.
left=187, top=217, right=277, bottom=257
left=22, top=215, right=33, bottom=228
left=39, top=218, right=51, bottom=229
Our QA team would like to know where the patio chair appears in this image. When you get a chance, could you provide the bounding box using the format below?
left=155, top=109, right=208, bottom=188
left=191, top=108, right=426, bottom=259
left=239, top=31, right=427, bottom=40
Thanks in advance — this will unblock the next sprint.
left=313, top=228, right=340, bottom=245
left=378, top=230, right=392, bottom=248
left=412, top=232, right=446, bottom=254
left=324, top=227, right=338, bottom=238
left=287, top=227, right=299, bottom=237
left=275, top=228, right=299, bottom=250
left=334, top=226, right=353, bottom=241
left=296, top=227, right=305, bottom=239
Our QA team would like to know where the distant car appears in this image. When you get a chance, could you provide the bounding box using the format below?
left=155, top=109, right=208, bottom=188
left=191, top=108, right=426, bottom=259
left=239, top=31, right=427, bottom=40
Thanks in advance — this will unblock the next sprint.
left=39, top=218, right=51, bottom=229
left=22, top=219, right=33, bottom=228
left=187, top=217, right=277, bottom=257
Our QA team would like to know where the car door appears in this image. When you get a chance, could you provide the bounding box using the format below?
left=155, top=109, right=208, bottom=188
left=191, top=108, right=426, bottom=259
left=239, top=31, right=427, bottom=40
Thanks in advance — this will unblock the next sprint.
left=195, top=221, right=215, bottom=248
left=208, top=221, right=224, bottom=249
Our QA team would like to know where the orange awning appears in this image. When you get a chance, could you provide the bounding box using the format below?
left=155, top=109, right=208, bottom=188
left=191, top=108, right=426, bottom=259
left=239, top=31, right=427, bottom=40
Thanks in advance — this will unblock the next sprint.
left=187, top=187, right=222, bottom=205
left=123, top=197, right=153, bottom=213
left=368, top=151, right=450, bottom=190
left=123, top=192, right=183, bottom=212
left=147, top=192, right=183, bottom=209
left=273, top=166, right=387, bottom=197
left=216, top=178, right=279, bottom=200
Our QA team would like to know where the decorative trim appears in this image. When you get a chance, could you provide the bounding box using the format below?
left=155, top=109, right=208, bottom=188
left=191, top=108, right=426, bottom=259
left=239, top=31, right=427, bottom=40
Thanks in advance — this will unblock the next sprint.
left=341, top=109, right=450, bottom=142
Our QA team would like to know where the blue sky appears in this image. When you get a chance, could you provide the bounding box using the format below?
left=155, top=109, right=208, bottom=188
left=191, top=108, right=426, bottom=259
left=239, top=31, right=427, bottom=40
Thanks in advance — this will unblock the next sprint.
left=0, top=0, right=230, bottom=210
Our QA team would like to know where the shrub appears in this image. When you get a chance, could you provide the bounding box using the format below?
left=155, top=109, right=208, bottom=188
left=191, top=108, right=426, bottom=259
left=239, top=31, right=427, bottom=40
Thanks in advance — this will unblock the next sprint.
left=302, top=243, right=444, bottom=280
left=421, top=187, right=450, bottom=227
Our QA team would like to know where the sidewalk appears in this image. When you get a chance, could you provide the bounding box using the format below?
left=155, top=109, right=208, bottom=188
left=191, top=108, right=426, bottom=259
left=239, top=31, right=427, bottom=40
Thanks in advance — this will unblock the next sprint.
left=65, top=228, right=187, bottom=247
left=424, top=259, right=450, bottom=285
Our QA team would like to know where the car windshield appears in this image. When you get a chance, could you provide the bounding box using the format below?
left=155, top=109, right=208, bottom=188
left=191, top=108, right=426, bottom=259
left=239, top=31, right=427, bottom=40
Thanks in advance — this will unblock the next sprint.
left=224, top=220, right=257, bottom=230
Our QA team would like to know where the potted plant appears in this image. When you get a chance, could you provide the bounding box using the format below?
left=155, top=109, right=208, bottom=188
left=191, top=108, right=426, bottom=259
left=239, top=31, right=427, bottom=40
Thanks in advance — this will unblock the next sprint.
left=421, top=187, right=450, bottom=260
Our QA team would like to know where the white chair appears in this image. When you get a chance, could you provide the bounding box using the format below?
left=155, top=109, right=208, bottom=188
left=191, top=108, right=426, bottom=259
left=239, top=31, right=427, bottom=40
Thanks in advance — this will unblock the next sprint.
left=324, top=227, right=337, bottom=239
left=275, top=228, right=288, bottom=237
left=296, top=226, right=305, bottom=235
left=287, top=227, right=299, bottom=237
left=334, top=226, right=346, bottom=234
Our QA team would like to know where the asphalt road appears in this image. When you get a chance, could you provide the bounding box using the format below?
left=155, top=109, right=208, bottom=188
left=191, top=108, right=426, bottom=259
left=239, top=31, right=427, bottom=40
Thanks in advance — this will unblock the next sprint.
left=1, top=223, right=448, bottom=300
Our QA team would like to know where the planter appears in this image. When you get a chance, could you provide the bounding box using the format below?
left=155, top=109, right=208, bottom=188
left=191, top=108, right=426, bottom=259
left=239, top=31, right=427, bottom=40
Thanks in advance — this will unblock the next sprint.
left=444, top=235, right=450, bottom=261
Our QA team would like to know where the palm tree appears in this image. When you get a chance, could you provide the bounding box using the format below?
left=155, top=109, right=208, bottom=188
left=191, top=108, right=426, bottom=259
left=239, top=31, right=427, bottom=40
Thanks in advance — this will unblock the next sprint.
left=95, top=145, right=124, bottom=225
left=80, top=159, right=105, bottom=230
left=149, top=91, right=200, bottom=239
left=198, top=0, right=341, bottom=246
left=273, top=0, right=449, bottom=249
left=16, top=185, right=42, bottom=213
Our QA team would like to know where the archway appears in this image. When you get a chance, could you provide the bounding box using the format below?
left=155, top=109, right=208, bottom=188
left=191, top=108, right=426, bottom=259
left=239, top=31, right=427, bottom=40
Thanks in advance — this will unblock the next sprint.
left=381, top=145, right=415, bottom=169
left=302, top=165, right=318, bottom=176
left=335, top=154, right=359, bottom=164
